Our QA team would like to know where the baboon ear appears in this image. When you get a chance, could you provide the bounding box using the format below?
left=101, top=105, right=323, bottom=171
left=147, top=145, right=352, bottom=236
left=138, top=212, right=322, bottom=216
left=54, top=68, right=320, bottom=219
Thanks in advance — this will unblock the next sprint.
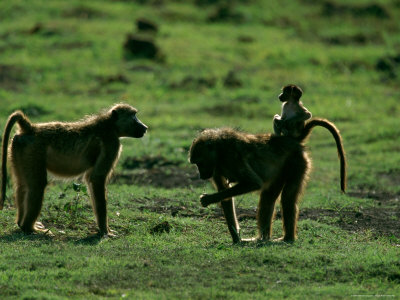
left=111, top=109, right=119, bottom=120
left=292, top=86, right=302, bottom=100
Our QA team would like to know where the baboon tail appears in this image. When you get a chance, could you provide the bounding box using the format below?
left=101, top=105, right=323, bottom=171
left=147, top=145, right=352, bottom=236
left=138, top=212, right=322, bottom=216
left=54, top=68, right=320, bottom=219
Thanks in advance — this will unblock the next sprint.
left=298, top=118, right=346, bottom=192
left=1, top=111, right=31, bottom=210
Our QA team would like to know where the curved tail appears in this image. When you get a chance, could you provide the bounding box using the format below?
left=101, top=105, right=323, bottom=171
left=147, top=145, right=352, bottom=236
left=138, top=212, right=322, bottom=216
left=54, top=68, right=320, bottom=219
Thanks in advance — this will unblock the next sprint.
left=298, top=118, right=346, bottom=192
left=1, top=111, right=31, bottom=210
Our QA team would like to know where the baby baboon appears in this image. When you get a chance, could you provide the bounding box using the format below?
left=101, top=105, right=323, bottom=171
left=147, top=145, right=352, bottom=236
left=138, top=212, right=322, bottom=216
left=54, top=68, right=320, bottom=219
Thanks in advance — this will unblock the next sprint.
left=189, top=118, right=345, bottom=243
left=273, top=84, right=312, bottom=138
left=1, top=104, right=148, bottom=236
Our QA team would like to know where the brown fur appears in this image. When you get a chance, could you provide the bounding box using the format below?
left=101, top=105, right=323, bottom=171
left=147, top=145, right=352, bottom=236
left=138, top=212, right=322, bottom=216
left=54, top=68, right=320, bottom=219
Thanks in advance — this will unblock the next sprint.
left=1, top=104, right=148, bottom=235
left=274, top=84, right=312, bottom=138
left=189, top=118, right=346, bottom=243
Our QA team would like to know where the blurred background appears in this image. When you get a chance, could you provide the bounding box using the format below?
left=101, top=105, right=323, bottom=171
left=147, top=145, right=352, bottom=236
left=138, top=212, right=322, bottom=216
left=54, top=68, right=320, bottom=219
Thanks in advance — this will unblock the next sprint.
left=1, top=0, right=400, bottom=198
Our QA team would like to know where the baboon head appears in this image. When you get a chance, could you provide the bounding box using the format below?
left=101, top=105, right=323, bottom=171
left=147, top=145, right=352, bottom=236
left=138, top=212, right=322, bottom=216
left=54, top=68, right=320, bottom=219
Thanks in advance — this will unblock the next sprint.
left=111, top=104, right=148, bottom=138
left=189, top=137, right=217, bottom=180
left=279, top=84, right=303, bottom=102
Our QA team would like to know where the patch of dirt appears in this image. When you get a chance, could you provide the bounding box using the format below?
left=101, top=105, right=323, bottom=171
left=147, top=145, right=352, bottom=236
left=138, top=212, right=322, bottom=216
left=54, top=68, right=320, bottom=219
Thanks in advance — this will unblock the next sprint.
left=9, top=104, right=50, bottom=117
left=207, top=4, right=245, bottom=23
left=122, top=155, right=180, bottom=170
left=378, top=170, right=400, bottom=188
left=375, top=53, right=400, bottom=79
left=150, top=221, right=171, bottom=234
left=347, top=190, right=398, bottom=203
left=136, top=18, right=158, bottom=33
left=27, top=23, right=61, bottom=36
left=204, top=103, right=244, bottom=116
left=137, top=195, right=400, bottom=238
left=96, top=74, right=130, bottom=85
left=123, top=34, right=163, bottom=61
left=51, top=41, right=92, bottom=50
left=330, top=60, right=368, bottom=73
left=195, top=0, right=223, bottom=6
left=128, top=65, right=156, bottom=72
left=169, top=75, right=216, bottom=90
left=232, top=95, right=260, bottom=104
left=237, top=35, right=255, bottom=43
left=0, top=64, right=27, bottom=91
left=62, top=5, right=106, bottom=19
left=112, top=166, right=204, bottom=188
left=298, top=207, right=400, bottom=238
left=321, top=1, right=390, bottom=19
left=223, top=70, right=242, bottom=88
left=131, top=0, right=164, bottom=4
left=321, top=32, right=383, bottom=46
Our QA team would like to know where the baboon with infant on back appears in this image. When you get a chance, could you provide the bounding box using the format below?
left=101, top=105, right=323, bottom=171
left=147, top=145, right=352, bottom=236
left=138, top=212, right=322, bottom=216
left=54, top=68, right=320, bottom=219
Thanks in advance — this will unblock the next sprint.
left=189, top=118, right=346, bottom=243
left=1, top=104, right=147, bottom=236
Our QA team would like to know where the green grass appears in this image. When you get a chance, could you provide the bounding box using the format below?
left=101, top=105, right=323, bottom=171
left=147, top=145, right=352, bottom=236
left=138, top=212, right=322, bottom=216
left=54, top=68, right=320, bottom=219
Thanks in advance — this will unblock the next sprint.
left=0, top=0, right=400, bottom=298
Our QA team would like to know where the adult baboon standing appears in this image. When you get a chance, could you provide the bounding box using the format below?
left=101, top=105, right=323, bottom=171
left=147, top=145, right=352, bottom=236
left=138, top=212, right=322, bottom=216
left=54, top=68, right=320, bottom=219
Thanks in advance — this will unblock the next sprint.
left=189, top=118, right=346, bottom=243
left=1, top=104, right=148, bottom=236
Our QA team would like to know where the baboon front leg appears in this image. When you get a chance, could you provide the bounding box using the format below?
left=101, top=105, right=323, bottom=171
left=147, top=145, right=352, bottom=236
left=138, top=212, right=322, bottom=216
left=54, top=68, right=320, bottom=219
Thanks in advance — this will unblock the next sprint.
left=200, top=182, right=259, bottom=207
left=86, top=175, right=109, bottom=235
left=257, top=178, right=285, bottom=241
left=213, top=175, right=240, bottom=243
left=85, top=140, right=120, bottom=236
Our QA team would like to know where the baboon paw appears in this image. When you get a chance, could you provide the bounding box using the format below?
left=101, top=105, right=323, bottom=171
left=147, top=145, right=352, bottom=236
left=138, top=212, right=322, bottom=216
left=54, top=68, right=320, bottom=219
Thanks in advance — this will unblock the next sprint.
left=34, top=222, right=54, bottom=236
left=273, top=237, right=294, bottom=244
left=241, top=237, right=258, bottom=243
left=100, top=229, right=117, bottom=238
left=200, top=194, right=211, bottom=207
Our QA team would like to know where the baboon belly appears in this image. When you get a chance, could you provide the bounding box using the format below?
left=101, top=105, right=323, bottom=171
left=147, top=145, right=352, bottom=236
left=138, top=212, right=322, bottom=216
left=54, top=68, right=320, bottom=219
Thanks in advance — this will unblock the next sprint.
left=46, top=147, right=92, bottom=176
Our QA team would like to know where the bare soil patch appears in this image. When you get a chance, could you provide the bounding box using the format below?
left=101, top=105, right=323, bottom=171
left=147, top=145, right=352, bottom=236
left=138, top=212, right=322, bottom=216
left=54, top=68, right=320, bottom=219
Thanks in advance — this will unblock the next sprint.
left=62, top=5, right=106, bottom=19
left=137, top=196, right=400, bottom=238
left=123, top=34, right=163, bottom=61
left=113, top=166, right=203, bottom=188
left=321, top=32, right=383, bottom=46
left=321, top=1, right=390, bottom=19
left=10, top=104, right=50, bottom=117
left=0, top=64, right=27, bottom=91
left=96, top=74, right=130, bottom=85
left=169, top=75, right=216, bottom=90
left=136, top=18, right=158, bottom=33
left=207, top=4, right=245, bottom=23
left=375, top=53, right=400, bottom=79
left=223, top=70, right=242, bottom=88
left=204, top=103, right=244, bottom=116
left=114, top=156, right=203, bottom=188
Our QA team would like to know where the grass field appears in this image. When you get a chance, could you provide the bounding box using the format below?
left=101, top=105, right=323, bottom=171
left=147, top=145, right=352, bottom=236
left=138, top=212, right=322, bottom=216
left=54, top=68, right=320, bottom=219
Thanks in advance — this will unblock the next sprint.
left=0, top=0, right=399, bottom=298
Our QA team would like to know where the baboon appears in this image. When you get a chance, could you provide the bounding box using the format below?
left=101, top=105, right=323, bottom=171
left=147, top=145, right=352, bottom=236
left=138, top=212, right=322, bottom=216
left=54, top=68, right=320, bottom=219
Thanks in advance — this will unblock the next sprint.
left=189, top=118, right=346, bottom=243
left=1, top=104, right=148, bottom=236
left=273, top=84, right=312, bottom=138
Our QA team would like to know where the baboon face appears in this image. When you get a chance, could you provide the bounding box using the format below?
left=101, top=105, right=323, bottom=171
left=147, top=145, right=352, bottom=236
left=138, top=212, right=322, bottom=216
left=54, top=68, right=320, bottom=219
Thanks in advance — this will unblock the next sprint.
left=113, top=106, right=148, bottom=138
left=189, top=141, right=216, bottom=180
left=279, top=85, right=302, bottom=102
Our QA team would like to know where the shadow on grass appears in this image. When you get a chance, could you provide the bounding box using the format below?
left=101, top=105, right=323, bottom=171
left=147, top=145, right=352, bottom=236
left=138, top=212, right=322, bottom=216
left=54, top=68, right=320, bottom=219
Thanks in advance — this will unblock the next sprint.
left=0, top=229, right=107, bottom=245
left=73, top=233, right=103, bottom=245
left=0, top=230, right=54, bottom=242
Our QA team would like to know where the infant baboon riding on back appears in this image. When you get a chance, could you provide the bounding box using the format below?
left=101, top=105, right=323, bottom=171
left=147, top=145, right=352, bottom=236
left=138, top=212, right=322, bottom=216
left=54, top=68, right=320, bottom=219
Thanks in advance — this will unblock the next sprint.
left=189, top=85, right=345, bottom=243
left=273, top=84, right=312, bottom=138
left=1, top=104, right=148, bottom=236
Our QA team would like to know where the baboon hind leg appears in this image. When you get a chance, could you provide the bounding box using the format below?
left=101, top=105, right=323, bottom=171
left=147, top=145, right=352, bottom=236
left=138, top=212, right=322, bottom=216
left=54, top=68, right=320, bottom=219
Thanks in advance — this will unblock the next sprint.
left=19, top=166, right=47, bottom=233
left=257, top=178, right=285, bottom=241
left=11, top=142, right=47, bottom=233
left=280, top=155, right=309, bottom=242
left=213, top=175, right=240, bottom=243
